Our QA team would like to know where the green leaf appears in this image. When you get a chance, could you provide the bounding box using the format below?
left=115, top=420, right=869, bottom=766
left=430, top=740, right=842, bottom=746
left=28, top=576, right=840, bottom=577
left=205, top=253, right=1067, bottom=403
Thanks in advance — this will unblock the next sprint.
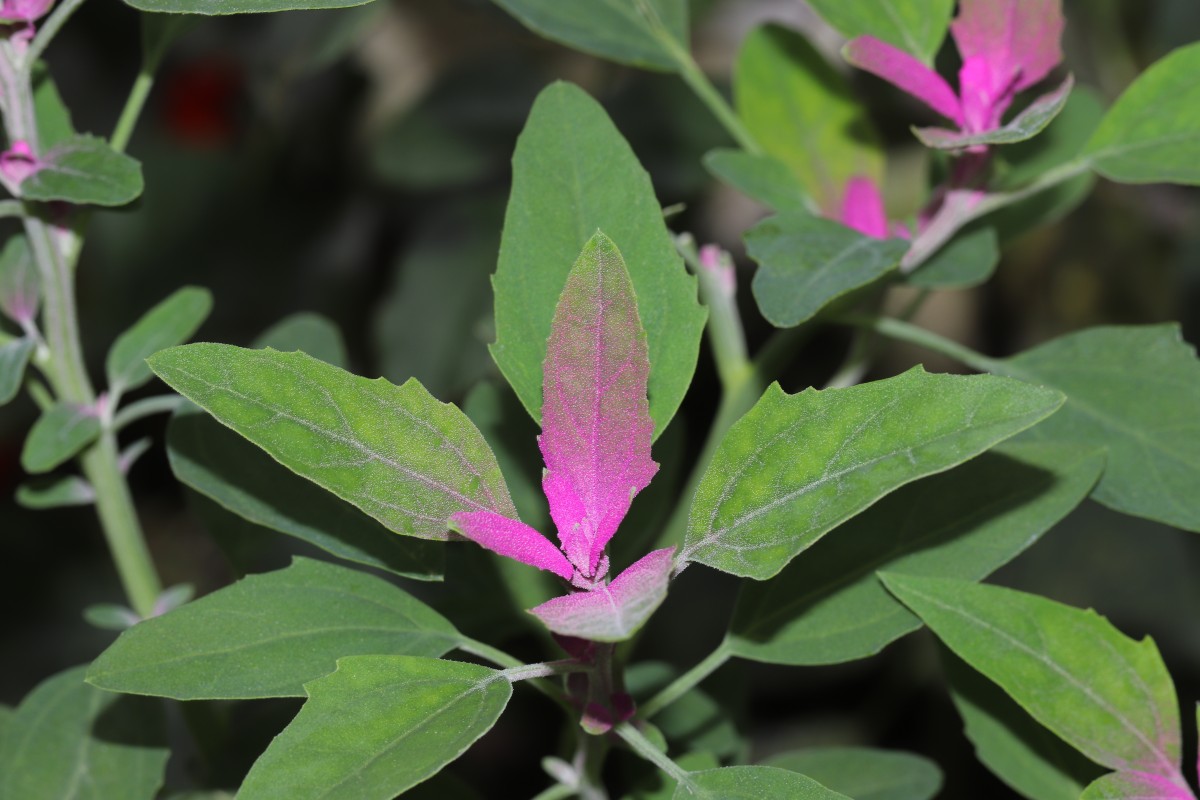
left=1084, top=42, right=1200, bottom=185
left=763, top=747, right=942, bottom=800
left=87, top=557, right=461, bottom=700
left=913, top=76, right=1074, bottom=150
left=148, top=343, right=517, bottom=540
left=681, top=368, right=1064, bottom=579
left=122, top=0, right=376, bottom=15
left=16, top=474, right=95, bottom=509
left=21, top=402, right=102, bottom=473
left=83, top=603, right=141, bottom=631
left=238, top=655, right=511, bottom=800
left=107, top=286, right=212, bottom=397
left=167, top=404, right=441, bottom=579
left=746, top=211, right=908, bottom=328
left=945, top=652, right=1103, bottom=800
left=22, top=135, right=144, bottom=206
left=804, top=0, right=954, bottom=64
left=880, top=574, right=1183, bottom=780
left=627, top=663, right=743, bottom=760
left=728, top=442, right=1103, bottom=665
left=675, top=766, right=851, bottom=799
left=491, top=82, right=705, bottom=440
left=1079, top=771, right=1194, bottom=799
left=907, top=224, right=998, bottom=289
left=0, top=235, right=38, bottom=323
left=703, top=148, right=809, bottom=211
left=995, top=325, right=1200, bottom=532
left=32, top=64, right=76, bottom=148
left=735, top=25, right=883, bottom=213
left=255, top=312, right=348, bottom=366
left=996, top=88, right=1106, bottom=192
left=0, top=666, right=168, bottom=800
left=0, top=335, right=34, bottom=406
left=488, top=0, right=687, bottom=72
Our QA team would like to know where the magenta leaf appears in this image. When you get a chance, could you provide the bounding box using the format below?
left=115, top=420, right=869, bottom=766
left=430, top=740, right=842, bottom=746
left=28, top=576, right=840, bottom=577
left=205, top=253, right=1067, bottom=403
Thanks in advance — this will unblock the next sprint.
left=450, top=510, right=573, bottom=581
left=540, top=231, right=658, bottom=580
left=844, top=36, right=963, bottom=126
left=839, top=175, right=889, bottom=239
left=1080, top=771, right=1196, bottom=799
left=950, top=0, right=1064, bottom=98
left=914, top=74, right=1074, bottom=149
left=528, top=548, right=675, bottom=642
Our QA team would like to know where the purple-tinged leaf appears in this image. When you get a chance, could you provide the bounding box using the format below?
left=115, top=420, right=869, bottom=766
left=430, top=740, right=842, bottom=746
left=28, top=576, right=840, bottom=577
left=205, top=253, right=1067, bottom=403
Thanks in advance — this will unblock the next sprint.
left=950, top=0, right=1064, bottom=97
left=528, top=548, right=674, bottom=642
left=1080, top=771, right=1196, bottom=800
left=839, top=176, right=889, bottom=239
left=914, top=74, right=1074, bottom=149
left=540, top=231, right=658, bottom=579
left=844, top=36, right=962, bottom=126
left=450, top=510, right=573, bottom=581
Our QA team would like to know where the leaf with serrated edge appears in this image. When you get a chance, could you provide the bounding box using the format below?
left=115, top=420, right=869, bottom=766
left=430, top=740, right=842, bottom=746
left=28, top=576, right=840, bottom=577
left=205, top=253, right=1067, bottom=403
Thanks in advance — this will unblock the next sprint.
left=881, top=574, right=1185, bottom=784
left=107, top=286, right=212, bottom=396
left=149, top=343, right=516, bottom=540
left=237, top=655, right=511, bottom=800
left=21, top=402, right=102, bottom=473
left=727, top=442, right=1104, bottom=665
left=681, top=368, right=1064, bottom=580
left=528, top=548, right=674, bottom=642
left=86, top=558, right=461, bottom=699
left=764, top=747, right=942, bottom=800
left=674, top=766, right=852, bottom=799
left=0, top=666, right=168, bottom=800
left=22, top=134, right=143, bottom=206
left=489, top=0, right=687, bottom=72
left=1084, top=42, right=1200, bottom=185
left=735, top=25, right=883, bottom=213
left=492, top=82, right=705, bottom=440
left=996, top=324, right=1200, bottom=532
left=746, top=211, right=908, bottom=328
left=806, top=0, right=954, bottom=64
left=914, top=75, right=1075, bottom=149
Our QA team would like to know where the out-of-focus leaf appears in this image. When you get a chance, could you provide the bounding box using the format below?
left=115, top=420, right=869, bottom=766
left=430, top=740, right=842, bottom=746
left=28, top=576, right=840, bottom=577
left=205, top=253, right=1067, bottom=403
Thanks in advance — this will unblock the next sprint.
left=681, top=368, right=1064, bottom=579
left=628, top=663, right=743, bottom=760
left=492, top=81, right=705, bottom=440
left=703, top=148, right=809, bottom=212
left=914, top=76, right=1074, bottom=149
left=488, top=0, right=688, bottom=72
left=84, top=603, right=141, bottom=631
left=1084, top=42, right=1200, bottom=185
left=735, top=24, right=883, bottom=213
left=237, top=656, right=511, bottom=800
left=106, top=286, right=212, bottom=397
left=255, top=312, right=347, bottom=366
left=998, top=325, right=1200, bottom=532
left=0, top=666, right=168, bottom=800
left=22, top=135, right=143, bottom=206
left=32, top=65, right=75, bottom=148
left=746, top=211, right=907, bottom=327
left=805, top=0, right=954, bottom=64
left=21, top=402, right=102, bottom=473
left=728, top=442, right=1103, bottom=665
left=16, top=474, right=95, bottom=509
left=121, top=0, right=378, bottom=16
left=675, top=766, right=852, bottom=799
left=764, top=747, right=942, bottom=800
left=0, top=235, right=38, bottom=323
left=0, top=334, right=34, bottom=406
left=87, top=558, right=461, bottom=700
left=907, top=224, right=998, bottom=289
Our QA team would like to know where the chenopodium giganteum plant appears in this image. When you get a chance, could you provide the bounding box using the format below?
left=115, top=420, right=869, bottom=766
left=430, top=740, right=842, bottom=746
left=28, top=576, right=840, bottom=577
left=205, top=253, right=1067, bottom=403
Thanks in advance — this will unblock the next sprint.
left=6, top=0, right=1200, bottom=795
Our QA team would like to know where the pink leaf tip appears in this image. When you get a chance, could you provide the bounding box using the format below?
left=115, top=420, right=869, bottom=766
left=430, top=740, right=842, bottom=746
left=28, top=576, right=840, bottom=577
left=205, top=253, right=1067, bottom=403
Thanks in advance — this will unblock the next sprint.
left=540, top=232, right=658, bottom=580
left=844, top=36, right=963, bottom=126
left=450, top=510, right=574, bottom=581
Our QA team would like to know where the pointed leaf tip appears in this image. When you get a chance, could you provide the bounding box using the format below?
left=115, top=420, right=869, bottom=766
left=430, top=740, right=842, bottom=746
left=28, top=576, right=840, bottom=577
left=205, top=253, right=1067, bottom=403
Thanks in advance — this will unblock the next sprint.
left=450, top=510, right=573, bottom=581
left=540, top=233, right=658, bottom=578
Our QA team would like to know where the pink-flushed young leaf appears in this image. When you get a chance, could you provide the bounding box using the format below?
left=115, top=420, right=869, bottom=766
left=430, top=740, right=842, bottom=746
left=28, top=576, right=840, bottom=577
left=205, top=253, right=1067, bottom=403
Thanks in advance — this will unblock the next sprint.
left=844, top=36, right=963, bottom=126
left=540, top=231, right=658, bottom=581
left=449, top=510, right=573, bottom=582
left=950, top=0, right=1064, bottom=98
left=914, top=74, right=1074, bottom=149
left=1080, top=771, right=1196, bottom=800
left=839, top=175, right=889, bottom=239
left=528, top=548, right=674, bottom=642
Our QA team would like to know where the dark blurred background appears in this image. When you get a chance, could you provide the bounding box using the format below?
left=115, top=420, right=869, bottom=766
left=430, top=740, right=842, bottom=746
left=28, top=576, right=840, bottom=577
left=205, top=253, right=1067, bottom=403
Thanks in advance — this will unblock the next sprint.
left=1, top=0, right=1198, bottom=796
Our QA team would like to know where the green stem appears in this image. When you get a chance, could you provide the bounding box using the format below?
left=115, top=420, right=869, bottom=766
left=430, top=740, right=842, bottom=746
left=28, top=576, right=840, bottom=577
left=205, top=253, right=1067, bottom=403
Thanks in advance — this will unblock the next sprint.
left=112, top=393, right=184, bottom=432
left=457, top=637, right=574, bottom=713
left=500, top=661, right=590, bottom=683
left=640, top=639, right=732, bottom=718
left=110, top=68, right=156, bottom=154
left=676, top=235, right=749, bottom=392
left=615, top=723, right=691, bottom=786
left=25, top=0, right=89, bottom=70
left=835, top=313, right=1002, bottom=374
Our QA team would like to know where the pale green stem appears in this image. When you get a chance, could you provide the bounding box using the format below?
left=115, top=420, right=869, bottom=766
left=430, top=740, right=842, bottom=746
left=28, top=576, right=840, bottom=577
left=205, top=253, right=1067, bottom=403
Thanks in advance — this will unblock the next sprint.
left=112, top=393, right=185, bottom=432
left=0, top=199, right=22, bottom=217
left=457, top=637, right=574, bottom=713
left=835, top=313, right=1003, bottom=374
left=25, top=0, right=89, bottom=69
left=110, top=68, right=156, bottom=154
left=676, top=235, right=750, bottom=393
left=640, top=639, right=733, bottom=718
left=500, top=661, right=590, bottom=683
left=615, top=723, right=692, bottom=786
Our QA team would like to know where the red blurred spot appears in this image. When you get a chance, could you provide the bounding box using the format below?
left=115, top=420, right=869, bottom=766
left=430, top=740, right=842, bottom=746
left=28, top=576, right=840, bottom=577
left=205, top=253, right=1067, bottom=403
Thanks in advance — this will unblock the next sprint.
left=160, top=59, right=242, bottom=148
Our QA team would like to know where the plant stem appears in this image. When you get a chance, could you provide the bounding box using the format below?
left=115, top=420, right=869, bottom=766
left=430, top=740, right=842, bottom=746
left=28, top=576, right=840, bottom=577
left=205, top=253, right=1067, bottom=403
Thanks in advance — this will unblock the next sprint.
left=615, top=723, right=691, bottom=786
left=640, top=639, right=733, bottom=718
left=25, top=0, right=89, bottom=69
left=112, top=393, right=185, bottom=432
left=110, top=67, right=156, bottom=154
left=675, top=235, right=749, bottom=393
left=457, top=637, right=574, bottom=713
left=835, top=313, right=1003, bottom=374
left=500, top=661, right=590, bottom=683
